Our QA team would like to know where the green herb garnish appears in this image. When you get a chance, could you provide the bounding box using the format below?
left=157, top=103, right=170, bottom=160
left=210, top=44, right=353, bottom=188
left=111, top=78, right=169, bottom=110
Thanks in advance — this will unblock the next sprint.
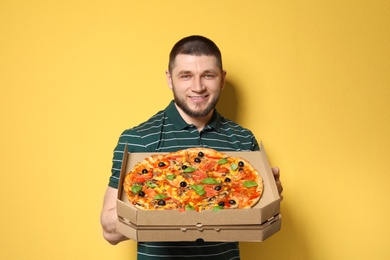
left=213, top=205, right=223, bottom=211
left=243, top=180, right=258, bottom=188
left=190, top=185, right=206, bottom=196
left=146, top=180, right=157, bottom=188
left=230, top=163, right=238, bottom=171
left=218, top=158, right=228, bottom=164
left=183, top=167, right=197, bottom=173
left=167, top=174, right=176, bottom=181
left=131, top=185, right=142, bottom=194
left=185, top=204, right=195, bottom=211
left=154, top=194, right=168, bottom=200
left=201, top=178, right=221, bottom=185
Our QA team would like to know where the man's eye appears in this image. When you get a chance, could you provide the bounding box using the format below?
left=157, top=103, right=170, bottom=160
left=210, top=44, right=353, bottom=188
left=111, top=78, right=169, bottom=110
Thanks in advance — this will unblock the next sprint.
left=204, top=74, right=215, bottom=79
left=180, top=75, right=191, bottom=79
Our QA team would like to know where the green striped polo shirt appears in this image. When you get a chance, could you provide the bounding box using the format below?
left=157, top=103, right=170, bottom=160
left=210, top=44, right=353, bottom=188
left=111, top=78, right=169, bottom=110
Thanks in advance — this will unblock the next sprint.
left=109, top=100, right=260, bottom=260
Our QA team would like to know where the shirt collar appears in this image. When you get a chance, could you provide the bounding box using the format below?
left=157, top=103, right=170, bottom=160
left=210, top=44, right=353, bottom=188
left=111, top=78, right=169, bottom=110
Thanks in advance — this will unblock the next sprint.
left=165, top=100, right=221, bottom=132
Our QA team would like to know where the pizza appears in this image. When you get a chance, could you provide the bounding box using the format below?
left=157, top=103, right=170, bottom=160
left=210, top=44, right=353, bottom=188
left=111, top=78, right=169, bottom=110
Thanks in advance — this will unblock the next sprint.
left=123, top=147, right=263, bottom=212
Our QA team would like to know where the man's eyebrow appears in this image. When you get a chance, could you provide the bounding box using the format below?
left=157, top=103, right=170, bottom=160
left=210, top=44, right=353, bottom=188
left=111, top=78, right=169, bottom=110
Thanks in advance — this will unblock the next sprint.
left=203, top=69, right=218, bottom=74
left=177, top=70, right=192, bottom=75
left=176, top=69, right=219, bottom=76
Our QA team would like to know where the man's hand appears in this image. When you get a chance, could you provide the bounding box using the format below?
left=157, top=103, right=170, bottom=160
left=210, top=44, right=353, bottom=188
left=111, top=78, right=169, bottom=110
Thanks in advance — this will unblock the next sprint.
left=100, top=186, right=129, bottom=245
left=271, top=167, right=283, bottom=201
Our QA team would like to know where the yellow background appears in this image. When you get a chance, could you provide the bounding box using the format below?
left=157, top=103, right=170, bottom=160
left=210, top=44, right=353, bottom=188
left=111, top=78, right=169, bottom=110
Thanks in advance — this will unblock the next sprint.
left=1, top=1, right=389, bottom=259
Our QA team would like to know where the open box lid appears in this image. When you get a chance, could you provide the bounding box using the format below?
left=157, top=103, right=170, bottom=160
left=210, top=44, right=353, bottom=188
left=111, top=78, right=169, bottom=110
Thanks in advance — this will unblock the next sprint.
left=117, top=142, right=280, bottom=227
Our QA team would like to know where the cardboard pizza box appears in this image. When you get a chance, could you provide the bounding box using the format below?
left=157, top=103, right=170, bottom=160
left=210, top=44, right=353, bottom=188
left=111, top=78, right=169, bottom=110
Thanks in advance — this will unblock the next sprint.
left=116, top=142, right=281, bottom=242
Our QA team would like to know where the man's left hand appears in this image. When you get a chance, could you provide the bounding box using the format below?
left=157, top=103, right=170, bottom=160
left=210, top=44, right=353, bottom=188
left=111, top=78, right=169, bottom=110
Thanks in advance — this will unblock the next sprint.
left=271, top=167, right=283, bottom=201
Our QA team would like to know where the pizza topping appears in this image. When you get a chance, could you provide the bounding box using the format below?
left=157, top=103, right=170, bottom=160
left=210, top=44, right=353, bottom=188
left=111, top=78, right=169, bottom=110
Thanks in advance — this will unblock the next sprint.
left=183, top=167, right=196, bottom=173
left=218, top=158, right=228, bottom=164
left=158, top=200, right=166, bottom=206
left=201, top=178, right=220, bottom=185
left=191, top=184, right=206, bottom=196
left=123, top=147, right=263, bottom=211
left=166, top=174, right=176, bottom=181
left=185, top=204, right=195, bottom=210
left=154, top=194, right=168, bottom=200
left=131, top=185, right=142, bottom=194
left=192, top=170, right=207, bottom=181
left=243, top=180, right=258, bottom=188
left=230, top=163, right=238, bottom=171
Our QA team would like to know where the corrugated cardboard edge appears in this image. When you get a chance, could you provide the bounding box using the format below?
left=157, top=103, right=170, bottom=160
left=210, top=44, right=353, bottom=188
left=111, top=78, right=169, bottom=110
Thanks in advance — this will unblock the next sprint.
left=117, top=214, right=281, bottom=242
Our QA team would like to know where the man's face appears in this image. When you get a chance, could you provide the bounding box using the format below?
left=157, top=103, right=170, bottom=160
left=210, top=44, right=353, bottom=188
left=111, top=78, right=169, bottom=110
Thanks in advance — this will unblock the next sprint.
left=166, top=54, right=226, bottom=119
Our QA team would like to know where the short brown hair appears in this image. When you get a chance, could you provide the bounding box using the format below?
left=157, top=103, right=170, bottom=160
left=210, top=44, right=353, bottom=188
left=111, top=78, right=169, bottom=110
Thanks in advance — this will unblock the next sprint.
left=168, top=35, right=223, bottom=73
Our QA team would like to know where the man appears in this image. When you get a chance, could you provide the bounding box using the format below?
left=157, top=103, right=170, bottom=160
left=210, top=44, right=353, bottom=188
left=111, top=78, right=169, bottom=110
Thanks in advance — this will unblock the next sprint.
left=100, top=35, right=283, bottom=259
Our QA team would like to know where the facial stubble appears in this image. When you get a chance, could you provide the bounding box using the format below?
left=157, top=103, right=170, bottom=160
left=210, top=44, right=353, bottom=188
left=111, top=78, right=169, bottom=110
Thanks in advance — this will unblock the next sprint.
left=172, top=85, right=220, bottom=118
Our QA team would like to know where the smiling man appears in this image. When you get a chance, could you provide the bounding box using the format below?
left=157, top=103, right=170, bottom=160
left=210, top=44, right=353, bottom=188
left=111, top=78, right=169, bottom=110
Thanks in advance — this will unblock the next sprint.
left=100, top=35, right=283, bottom=260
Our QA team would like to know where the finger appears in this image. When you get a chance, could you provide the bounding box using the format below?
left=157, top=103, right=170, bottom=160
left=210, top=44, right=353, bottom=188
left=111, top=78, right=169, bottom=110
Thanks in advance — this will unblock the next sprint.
left=271, top=167, right=280, bottom=179
left=276, top=179, right=283, bottom=194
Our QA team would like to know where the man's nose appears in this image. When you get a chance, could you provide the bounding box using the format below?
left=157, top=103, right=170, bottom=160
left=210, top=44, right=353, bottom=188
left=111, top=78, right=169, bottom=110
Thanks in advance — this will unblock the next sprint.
left=192, top=77, right=205, bottom=92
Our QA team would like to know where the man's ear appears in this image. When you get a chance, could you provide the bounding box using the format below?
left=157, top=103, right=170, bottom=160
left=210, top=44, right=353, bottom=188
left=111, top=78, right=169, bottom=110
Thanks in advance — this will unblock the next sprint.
left=166, top=71, right=173, bottom=90
left=220, top=70, right=227, bottom=91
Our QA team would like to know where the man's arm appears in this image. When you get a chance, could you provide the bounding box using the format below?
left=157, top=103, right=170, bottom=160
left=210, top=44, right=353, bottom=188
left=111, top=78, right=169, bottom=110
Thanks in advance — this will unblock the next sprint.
left=100, top=186, right=129, bottom=245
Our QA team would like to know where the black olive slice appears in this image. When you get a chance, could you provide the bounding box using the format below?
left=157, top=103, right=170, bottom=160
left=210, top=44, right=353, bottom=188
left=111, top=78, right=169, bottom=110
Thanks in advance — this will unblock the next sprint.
left=218, top=201, right=225, bottom=207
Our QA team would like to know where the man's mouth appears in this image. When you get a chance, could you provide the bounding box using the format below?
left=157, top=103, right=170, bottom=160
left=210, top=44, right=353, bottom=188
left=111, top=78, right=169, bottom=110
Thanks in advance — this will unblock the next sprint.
left=189, top=95, right=208, bottom=102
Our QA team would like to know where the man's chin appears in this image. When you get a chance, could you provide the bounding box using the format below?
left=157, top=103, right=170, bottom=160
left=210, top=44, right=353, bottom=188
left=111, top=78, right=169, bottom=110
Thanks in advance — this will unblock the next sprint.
left=181, top=106, right=213, bottom=118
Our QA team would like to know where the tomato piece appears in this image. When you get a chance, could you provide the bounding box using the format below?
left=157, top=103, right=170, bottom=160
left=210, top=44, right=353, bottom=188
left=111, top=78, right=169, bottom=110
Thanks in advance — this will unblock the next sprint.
left=249, top=192, right=261, bottom=200
left=144, top=171, right=153, bottom=179
left=202, top=161, right=217, bottom=172
left=216, top=165, right=230, bottom=173
left=133, top=170, right=153, bottom=183
left=203, top=185, right=218, bottom=197
left=204, top=153, right=223, bottom=159
left=144, top=188, right=156, bottom=198
left=192, top=170, right=207, bottom=182
left=132, top=175, right=146, bottom=183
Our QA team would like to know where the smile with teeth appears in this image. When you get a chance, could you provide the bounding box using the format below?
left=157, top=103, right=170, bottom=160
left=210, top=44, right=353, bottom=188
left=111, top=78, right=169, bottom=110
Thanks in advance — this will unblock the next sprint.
left=189, top=95, right=208, bottom=102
